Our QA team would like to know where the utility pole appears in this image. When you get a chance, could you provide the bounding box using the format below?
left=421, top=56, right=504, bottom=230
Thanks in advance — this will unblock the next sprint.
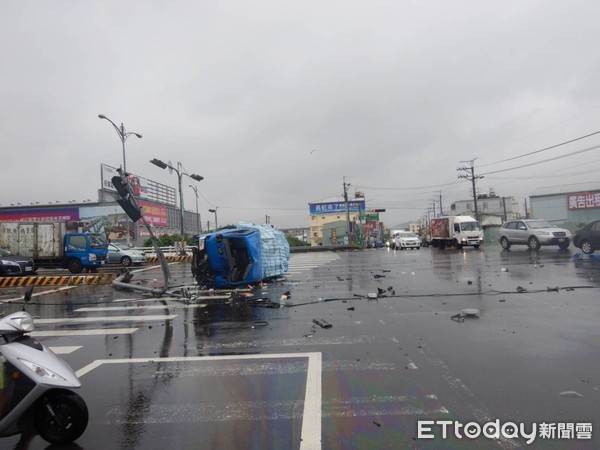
left=458, top=159, right=484, bottom=223
left=343, top=176, right=351, bottom=244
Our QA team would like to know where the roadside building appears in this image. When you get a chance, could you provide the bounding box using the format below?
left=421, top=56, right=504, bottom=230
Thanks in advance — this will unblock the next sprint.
left=530, top=182, right=600, bottom=229
left=450, top=189, right=521, bottom=226
left=309, top=196, right=366, bottom=246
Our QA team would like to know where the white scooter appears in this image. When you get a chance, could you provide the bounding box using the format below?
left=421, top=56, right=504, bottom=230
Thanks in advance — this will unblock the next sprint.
left=0, top=286, right=88, bottom=444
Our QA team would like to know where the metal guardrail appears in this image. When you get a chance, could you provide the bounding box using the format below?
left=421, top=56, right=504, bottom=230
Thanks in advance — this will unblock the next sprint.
left=133, top=246, right=183, bottom=256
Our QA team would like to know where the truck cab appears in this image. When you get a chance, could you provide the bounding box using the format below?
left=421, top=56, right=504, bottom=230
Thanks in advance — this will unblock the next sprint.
left=64, top=232, right=108, bottom=273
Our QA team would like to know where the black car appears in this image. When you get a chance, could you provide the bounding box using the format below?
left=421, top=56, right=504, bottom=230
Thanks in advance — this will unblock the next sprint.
left=573, top=220, right=600, bottom=254
left=0, top=249, right=36, bottom=276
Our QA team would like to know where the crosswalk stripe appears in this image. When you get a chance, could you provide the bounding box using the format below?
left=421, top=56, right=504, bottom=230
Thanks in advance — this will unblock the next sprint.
left=35, top=315, right=176, bottom=324
left=31, top=328, right=139, bottom=337
left=75, top=305, right=208, bottom=312
left=49, top=346, right=82, bottom=354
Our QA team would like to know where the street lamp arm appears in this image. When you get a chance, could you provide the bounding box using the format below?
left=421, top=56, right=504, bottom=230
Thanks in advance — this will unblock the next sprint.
left=123, top=132, right=143, bottom=140
left=98, top=114, right=123, bottom=141
left=99, top=114, right=142, bottom=141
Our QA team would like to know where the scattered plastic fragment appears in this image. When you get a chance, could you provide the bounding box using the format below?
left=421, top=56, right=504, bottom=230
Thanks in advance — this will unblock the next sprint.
left=367, top=293, right=378, bottom=299
left=559, top=391, right=583, bottom=398
left=451, top=308, right=480, bottom=322
left=373, top=274, right=386, bottom=279
left=501, top=267, right=509, bottom=272
left=516, top=286, right=527, bottom=293
left=251, top=321, right=269, bottom=328
left=313, top=319, right=332, bottom=329
left=347, top=307, right=355, bottom=311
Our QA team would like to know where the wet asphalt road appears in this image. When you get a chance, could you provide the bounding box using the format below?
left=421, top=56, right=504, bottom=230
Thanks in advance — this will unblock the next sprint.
left=1, top=244, right=599, bottom=449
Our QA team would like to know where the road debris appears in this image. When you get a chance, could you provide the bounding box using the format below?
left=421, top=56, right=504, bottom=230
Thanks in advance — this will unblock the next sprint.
left=559, top=391, right=583, bottom=398
left=451, top=308, right=480, bottom=322
left=313, top=319, right=332, bottom=329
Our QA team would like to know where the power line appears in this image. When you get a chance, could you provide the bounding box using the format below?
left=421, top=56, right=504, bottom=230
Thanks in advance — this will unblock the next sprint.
left=480, top=129, right=600, bottom=167
left=479, top=143, right=600, bottom=176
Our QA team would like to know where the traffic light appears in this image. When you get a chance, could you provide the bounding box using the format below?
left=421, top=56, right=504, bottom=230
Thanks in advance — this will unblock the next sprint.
left=112, top=175, right=142, bottom=222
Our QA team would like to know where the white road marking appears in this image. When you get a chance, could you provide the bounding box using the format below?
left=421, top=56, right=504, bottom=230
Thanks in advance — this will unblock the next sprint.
left=75, top=305, right=207, bottom=312
left=76, top=352, right=322, bottom=450
left=31, top=328, right=139, bottom=337
left=35, top=314, right=177, bottom=324
left=49, top=346, right=82, bottom=354
left=1, top=285, right=77, bottom=303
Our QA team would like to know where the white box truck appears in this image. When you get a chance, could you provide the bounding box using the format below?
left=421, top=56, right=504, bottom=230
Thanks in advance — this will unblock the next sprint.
left=429, top=216, right=483, bottom=249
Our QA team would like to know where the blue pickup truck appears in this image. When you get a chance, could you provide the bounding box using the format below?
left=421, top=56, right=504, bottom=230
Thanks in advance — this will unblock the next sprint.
left=192, top=223, right=290, bottom=288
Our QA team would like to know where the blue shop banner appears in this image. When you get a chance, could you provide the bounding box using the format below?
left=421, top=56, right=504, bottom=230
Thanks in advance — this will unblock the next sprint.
left=309, top=200, right=365, bottom=214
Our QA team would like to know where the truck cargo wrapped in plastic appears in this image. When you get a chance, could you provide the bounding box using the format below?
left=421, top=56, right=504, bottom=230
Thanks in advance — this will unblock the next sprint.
left=192, top=223, right=290, bottom=288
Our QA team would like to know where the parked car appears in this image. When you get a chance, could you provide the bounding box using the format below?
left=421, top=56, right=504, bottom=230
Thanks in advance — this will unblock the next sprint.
left=572, top=220, right=600, bottom=254
left=107, top=243, right=148, bottom=267
left=0, top=248, right=36, bottom=276
left=498, top=219, right=571, bottom=250
left=391, top=231, right=421, bottom=250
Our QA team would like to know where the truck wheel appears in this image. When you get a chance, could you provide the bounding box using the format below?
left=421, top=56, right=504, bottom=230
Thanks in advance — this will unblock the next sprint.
left=120, top=256, right=133, bottom=267
left=454, top=240, right=463, bottom=249
left=67, top=260, right=83, bottom=274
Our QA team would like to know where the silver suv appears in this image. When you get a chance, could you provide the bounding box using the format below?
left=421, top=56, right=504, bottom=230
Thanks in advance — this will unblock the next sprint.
left=498, top=219, right=571, bottom=250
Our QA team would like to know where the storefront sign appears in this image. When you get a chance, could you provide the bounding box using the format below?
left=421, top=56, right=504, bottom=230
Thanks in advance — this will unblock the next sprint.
left=309, top=200, right=365, bottom=214
left=0, top=208, right=80, bottom=222
left=567, top=192, right=600, bottom=210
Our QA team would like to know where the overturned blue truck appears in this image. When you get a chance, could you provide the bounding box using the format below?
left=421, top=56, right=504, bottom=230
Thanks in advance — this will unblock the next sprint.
left=191, top=223, right=290, bottom=288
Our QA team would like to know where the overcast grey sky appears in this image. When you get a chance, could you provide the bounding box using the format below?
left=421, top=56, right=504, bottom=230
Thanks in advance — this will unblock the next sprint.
left=2, top=1, right=600, bottom=229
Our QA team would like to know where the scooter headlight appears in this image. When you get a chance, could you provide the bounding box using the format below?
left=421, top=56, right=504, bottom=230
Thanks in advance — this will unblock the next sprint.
left=18, top=358, right=67, bottom=381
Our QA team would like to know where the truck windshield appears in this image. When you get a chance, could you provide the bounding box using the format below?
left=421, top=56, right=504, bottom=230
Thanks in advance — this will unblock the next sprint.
left=461, top=222, right=481, bottom=231
left=89, top=234, right=108, bottom=249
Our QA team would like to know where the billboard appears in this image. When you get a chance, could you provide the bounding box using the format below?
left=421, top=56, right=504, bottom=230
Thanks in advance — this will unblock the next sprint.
left=101, top=164, right=177, bottom=206
left=309, top=200, right=365, bottom=214
left=139, top=200, right=168, bottom=227
left=568, top=192, right=600, bottom=210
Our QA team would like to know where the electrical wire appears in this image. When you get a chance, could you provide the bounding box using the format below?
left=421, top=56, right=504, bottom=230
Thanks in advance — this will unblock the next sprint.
left=480, top=129, right=600, bottom=167
left=479, top=143, right=600, bottom=176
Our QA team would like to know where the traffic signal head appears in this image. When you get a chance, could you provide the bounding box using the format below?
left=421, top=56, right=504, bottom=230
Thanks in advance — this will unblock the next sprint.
left=112, top=176, right=142, bottom=222
left=111, top=176, right=130, bottom=199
